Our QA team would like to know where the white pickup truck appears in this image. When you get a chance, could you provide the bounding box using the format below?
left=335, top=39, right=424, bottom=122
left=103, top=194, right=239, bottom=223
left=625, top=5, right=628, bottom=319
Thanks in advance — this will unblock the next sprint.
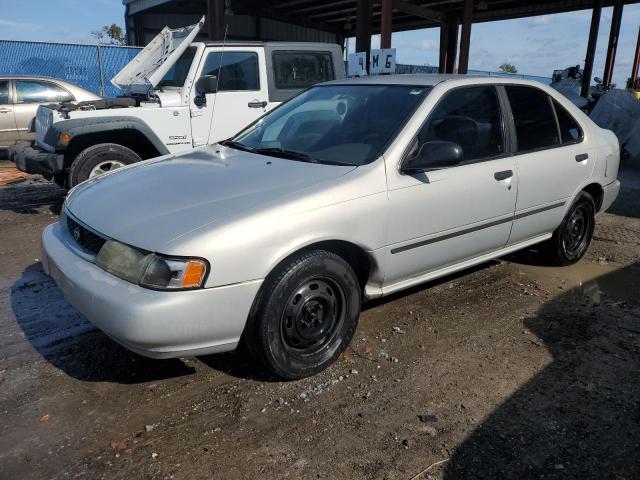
left=10, top=18, right=345, bottom=187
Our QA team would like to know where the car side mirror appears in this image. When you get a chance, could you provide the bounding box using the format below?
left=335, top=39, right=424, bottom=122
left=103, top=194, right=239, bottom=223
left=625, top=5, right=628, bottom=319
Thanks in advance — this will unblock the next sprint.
left=196, top=75, right=218, bottom=95
left=401, top=140, right=463, bottom=174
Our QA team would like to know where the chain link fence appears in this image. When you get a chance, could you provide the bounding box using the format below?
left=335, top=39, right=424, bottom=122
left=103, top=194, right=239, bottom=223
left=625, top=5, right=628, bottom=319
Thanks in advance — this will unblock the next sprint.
left=0, top=40, right=142, bottom=97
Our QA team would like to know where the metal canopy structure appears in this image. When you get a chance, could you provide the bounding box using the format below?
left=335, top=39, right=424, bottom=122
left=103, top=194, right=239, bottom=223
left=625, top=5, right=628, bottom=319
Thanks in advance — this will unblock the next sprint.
left=124, top=0, right=640, bottom=94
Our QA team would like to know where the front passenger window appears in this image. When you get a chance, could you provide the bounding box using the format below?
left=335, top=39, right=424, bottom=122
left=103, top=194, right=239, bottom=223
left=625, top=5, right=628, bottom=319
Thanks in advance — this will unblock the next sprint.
left=201, top=51, right=259, bottom=91
left=415, top=86, right=504, bottom=164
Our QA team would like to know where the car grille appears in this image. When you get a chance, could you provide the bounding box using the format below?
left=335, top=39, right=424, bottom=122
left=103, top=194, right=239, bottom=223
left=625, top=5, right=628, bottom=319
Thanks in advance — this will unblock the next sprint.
left=35, top=107, right=53, bottom=148
left=66, top=215, right=107, bottom=255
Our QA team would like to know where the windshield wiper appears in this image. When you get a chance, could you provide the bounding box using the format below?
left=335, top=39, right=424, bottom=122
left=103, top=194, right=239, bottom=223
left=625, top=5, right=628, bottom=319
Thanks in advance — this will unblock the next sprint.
left=219, top=139, right=257, bottom=153
left=254, top=147, right=319, bottom=163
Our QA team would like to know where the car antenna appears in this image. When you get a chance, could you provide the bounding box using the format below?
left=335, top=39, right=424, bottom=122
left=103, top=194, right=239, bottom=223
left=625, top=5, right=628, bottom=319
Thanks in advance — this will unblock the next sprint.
left=207, top=22, right=229, bottom=144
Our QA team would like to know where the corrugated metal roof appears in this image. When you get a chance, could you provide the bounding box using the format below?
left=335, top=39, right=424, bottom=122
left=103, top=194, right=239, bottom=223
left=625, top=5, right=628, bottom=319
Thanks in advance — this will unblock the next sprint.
left=124, top=0, right=172, bottom=16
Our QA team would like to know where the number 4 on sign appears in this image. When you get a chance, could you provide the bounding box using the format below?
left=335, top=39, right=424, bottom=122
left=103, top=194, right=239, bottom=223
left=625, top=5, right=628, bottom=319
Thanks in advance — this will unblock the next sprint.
left=347, top=52, right=368, bottom=77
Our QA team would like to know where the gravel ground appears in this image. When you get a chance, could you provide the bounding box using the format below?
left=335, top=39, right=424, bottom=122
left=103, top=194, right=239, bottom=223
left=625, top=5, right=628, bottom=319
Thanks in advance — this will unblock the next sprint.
left=1, top=162, right=639, bottom=480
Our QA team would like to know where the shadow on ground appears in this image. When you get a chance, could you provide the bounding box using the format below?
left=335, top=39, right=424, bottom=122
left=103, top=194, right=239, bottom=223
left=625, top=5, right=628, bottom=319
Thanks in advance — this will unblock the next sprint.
left=444, top=172, right=640, bottom=480
left=10, top=263, right=196, bottom=384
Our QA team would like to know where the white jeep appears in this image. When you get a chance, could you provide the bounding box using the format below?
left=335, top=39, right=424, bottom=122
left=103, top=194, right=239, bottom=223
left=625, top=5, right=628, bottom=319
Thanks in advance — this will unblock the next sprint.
left=9, top=18, right=345, bottom=187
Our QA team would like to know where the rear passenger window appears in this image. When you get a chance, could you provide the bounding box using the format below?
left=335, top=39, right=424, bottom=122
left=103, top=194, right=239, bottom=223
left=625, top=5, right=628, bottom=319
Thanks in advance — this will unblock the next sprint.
left=553, top=100, right=583, bottom=144
left=272, top=51, right=335, bottom=89
left=505, top=86, right=559, bottom=152
left=416, top=86, right=504, bottom=163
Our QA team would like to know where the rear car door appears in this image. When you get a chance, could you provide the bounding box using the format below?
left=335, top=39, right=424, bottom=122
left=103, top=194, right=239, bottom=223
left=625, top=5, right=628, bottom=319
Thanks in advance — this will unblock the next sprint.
left=385, top=85, right=518, bottom=288
left=14, top=80, right=74, bottom=141
left=503, top=85, right=594, bottom=245
left=0, top=80, right=18, bottom=148
left=189, top=47, right=269, bottom=146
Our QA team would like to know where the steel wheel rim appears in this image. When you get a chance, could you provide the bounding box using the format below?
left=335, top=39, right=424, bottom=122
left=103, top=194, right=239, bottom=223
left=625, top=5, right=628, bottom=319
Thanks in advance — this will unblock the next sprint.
left=281, top=276, right=346, bottom=356
left=89, top=160, right=125, bottom=178
left=563, top=204, right=591, bottom=257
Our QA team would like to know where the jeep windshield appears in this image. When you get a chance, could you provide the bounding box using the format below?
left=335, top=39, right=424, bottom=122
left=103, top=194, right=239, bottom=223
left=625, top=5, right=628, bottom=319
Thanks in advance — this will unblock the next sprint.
left=231, top=84, right=431, bottom=166
left=156, top=46, right=197, bottom=89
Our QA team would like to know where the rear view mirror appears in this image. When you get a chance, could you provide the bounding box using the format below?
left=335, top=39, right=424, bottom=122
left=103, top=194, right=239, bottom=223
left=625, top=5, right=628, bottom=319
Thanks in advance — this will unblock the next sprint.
left=196, top=75, right=218, bottom=94
left=401, top=140, right=463, bottom=174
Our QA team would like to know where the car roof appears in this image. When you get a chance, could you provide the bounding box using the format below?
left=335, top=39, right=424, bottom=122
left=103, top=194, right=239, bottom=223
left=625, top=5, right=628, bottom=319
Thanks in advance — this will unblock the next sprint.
left=320, top=74, right=544, bottom=88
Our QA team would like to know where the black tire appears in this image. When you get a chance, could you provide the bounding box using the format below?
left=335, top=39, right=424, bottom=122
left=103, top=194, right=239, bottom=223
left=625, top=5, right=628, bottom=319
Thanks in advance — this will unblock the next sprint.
left=68, top=143, right=141, bottom=187
left=245, top=250, right=361, bottom=380
left=545, top=191, right=596, bottom=266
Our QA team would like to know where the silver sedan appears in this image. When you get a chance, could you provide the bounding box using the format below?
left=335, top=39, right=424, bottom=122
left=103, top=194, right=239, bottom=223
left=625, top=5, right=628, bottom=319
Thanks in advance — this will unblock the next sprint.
left=41, top=75, right=620, bottom=379
left=0, top=76, right=99, bottom=149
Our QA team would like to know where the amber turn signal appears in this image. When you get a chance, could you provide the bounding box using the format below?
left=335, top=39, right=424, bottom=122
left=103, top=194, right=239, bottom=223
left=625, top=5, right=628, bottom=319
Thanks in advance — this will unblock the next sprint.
left=182, top=260, right=207, bottom=288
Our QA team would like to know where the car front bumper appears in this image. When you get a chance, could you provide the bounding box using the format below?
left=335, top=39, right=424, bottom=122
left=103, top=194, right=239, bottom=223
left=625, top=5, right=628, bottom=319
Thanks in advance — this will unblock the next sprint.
left=9, top=141, right=64, bottom=179
left=600, top=179, right=621, bottom=213
left=41, top=223, right=262, bottom=358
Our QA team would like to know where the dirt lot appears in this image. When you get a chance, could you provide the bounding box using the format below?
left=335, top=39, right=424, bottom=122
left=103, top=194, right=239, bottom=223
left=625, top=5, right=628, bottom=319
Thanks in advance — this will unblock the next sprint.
left=1, top=162, right=639, bottom=480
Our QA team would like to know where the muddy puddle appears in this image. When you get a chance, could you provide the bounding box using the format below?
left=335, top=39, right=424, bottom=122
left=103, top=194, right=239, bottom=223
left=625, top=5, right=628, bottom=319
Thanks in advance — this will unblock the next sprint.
left=509, top=259, right=639, bottom=305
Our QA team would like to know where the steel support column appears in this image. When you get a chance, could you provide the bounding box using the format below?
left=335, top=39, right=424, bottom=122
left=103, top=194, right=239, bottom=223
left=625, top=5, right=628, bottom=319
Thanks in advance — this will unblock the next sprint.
left=628, top=26, right=640, bottom=89
left=581, top=0, right=602, bottom=97
left=602, top=0, right=624, bottom=90
left=458, top=0, right=473, bottom=74
left=356, top=0, right=373, bottom=66
left=380, top=0, right=393, bottom=49
left=207, top=0, right=226, bottom=40
left=445, top=13, right=459, bottom=74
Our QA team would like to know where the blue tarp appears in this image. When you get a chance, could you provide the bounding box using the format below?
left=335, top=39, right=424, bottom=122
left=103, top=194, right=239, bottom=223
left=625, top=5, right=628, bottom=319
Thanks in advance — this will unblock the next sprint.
left=0, top=40, right=142, bottom=97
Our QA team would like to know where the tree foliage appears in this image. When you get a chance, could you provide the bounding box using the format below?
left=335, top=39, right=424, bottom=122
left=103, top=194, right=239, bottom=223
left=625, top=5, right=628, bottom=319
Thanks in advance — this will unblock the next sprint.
left=499, top=62, right=518, bottom=74
left=91, top=24, right=126, bottom=46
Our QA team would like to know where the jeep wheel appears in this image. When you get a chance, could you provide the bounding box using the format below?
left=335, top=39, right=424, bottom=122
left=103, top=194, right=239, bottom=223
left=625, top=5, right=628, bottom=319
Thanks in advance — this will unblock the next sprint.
left=68, top=143, right=141, bottom=187
left=245, top=250, right=361, bottom=380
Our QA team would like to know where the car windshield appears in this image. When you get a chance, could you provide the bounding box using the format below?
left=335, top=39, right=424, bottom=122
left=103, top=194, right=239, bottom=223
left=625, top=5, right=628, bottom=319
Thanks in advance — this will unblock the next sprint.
left=157, top=47, right=197, bottom=89
left=231, top=84, right=431, bottom=166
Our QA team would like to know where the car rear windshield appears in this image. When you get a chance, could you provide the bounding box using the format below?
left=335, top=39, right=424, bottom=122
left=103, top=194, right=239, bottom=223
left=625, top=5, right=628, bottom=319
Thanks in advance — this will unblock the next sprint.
left=232, top=84, right=431, bottom=166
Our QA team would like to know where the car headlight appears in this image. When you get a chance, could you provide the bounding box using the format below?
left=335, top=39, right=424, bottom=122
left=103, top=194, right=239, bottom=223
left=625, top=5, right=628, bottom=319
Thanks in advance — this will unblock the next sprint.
left=96, top=240, right=208, bottom=290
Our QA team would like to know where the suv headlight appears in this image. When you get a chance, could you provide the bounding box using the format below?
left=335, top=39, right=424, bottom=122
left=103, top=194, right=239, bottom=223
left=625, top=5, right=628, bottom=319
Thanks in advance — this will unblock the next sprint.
left=96, top=240, right=208, bottom=290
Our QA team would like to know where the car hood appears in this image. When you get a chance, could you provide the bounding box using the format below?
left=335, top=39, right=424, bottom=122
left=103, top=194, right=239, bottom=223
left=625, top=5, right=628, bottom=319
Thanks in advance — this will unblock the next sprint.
left=66, top=146, right=355, bottom=252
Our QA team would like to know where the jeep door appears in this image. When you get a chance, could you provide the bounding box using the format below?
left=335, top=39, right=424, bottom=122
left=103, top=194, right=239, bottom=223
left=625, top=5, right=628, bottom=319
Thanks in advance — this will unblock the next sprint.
left=502, top=85, right=595, bottom=244
left=384, top=85, right=518, bottom=289
left=0, top=80, right=18, bottom=148
left=189, top=47, right=269, bottom=146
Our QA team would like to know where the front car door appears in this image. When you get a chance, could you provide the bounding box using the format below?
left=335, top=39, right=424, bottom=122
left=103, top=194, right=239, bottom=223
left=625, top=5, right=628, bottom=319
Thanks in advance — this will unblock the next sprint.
left=502, top=85, right=594, bottom=245
left=0, top=80, right=18, bottom=148
left=189, top=47, right=269, bottom=146
left=384, top=84, right=518, bottom=291
left=13, top=80, right=74, bottom=141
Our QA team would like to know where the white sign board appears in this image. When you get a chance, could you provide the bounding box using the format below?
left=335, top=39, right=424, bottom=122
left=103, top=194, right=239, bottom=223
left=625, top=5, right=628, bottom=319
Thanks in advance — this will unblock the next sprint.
left=370, top=48, right=397, bottom=74
left=347, top=52, right=368, bottom=76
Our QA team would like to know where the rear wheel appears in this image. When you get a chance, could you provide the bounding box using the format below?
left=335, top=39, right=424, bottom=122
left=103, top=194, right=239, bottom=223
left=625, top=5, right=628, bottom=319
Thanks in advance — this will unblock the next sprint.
left=68, top=143, right=140, bottom=187
left=245, top=250, right=361, bottom=380
left=545, top=191, right=596, bottom=265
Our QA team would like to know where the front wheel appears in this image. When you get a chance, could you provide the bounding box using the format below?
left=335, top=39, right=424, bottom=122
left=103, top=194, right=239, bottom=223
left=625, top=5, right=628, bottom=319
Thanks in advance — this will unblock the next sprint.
left=68, top=143, right=141, bottom=188
left=545, top=191, right=596, bottom=266
left=245, top=250, right=361, bottom=380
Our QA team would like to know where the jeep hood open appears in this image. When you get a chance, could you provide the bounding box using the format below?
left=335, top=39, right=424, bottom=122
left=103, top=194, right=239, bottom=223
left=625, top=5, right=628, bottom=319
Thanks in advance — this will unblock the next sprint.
left=111, top=17, right=204, bottom=94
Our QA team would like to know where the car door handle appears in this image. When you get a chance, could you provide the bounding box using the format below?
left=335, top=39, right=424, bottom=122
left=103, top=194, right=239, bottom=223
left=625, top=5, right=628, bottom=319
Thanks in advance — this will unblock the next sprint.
left=494, top=170, right=513, bottom=181
left=575, top=153, right=589, bottom=162
left=0, top=108, right=12, bottom=113
left=248, top=100, right=267, bottom=108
